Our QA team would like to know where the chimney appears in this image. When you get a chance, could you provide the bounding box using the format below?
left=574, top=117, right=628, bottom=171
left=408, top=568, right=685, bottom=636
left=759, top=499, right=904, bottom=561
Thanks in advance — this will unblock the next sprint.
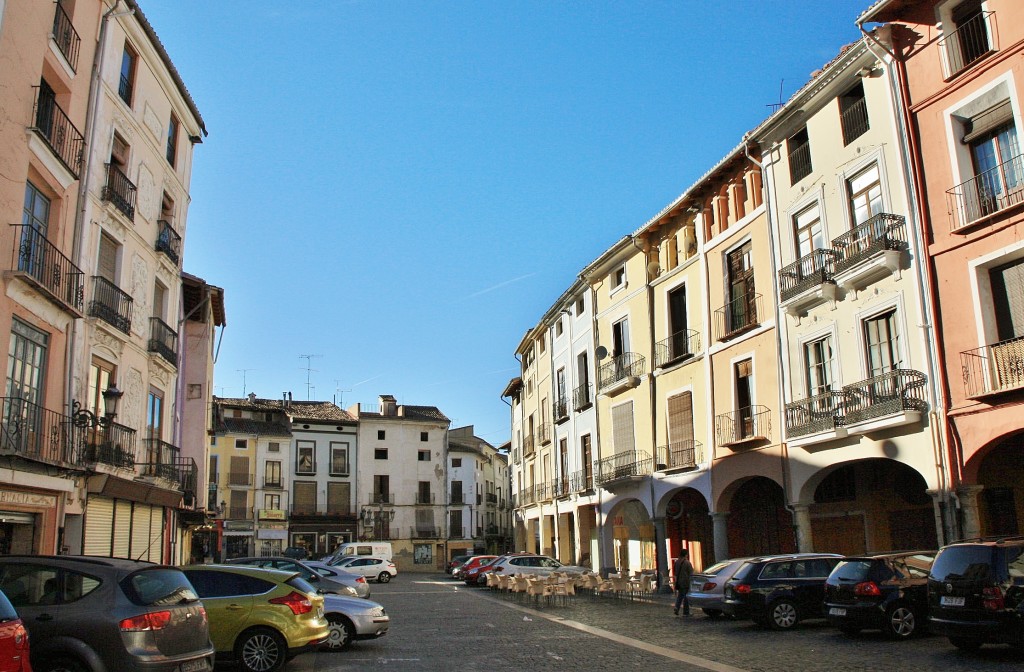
left=380, top=395, right=397, bottom=416
left=248, top=392, right=256, bottom=403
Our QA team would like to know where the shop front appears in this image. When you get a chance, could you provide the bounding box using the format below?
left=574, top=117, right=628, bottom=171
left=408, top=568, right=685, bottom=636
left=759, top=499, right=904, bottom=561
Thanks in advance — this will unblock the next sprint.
left=223, top=520, right=254, bottom=559
left=0, top=488, right=61, bottom=555
left=288, top=514, right=357, bottom=559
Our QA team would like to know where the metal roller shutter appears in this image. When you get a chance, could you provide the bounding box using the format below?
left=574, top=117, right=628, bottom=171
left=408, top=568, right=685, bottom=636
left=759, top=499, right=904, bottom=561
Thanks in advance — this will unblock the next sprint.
left=83, top=497, right=114, bottom=556
left=148, top=507, right=165, bottom=563
left=113, top=500, right=131, bottom=557
left=131, top=504, right=151, bottom=560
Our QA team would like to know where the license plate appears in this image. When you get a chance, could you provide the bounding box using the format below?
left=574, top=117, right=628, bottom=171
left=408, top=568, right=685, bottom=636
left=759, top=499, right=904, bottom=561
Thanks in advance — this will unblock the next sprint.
left=318, top=606, right=324, bottom=618
left=180, top=659, right=208, bottom=672
left=941, top=596, right=965, bottom=607
left=829, top=607, right=846, bottom=616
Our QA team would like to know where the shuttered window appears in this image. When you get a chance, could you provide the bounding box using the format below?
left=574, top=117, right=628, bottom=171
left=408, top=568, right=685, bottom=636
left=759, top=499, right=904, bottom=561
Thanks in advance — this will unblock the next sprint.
left=326, top=482, right=350, bottom=515
left=83, top=497, right=114, bottom=556
left=667, top=392, right=694, bottom=445
left=991, top=258, right=1024, bottom=340
left=612, top=401, right=635, bottom=455
left=293, top=481, right=316, bottom=514
left=98, top=233, right=117, bottom=282
left=148, top=508, right=164, bottom=562
left=131, top=504, right=151, bottom=560
left=229, top=456, right=249, bottom=486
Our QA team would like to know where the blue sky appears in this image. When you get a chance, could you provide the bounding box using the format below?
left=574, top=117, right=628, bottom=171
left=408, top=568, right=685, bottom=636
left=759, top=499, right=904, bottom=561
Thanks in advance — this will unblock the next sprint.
left=143, top=0, right=874, bottom=445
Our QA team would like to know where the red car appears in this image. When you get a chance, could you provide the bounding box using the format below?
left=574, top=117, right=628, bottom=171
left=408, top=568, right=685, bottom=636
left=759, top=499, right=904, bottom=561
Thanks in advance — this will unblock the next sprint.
left=0, top=589, right=30, bottom=672
left=462, top=556, right=502, bottom=586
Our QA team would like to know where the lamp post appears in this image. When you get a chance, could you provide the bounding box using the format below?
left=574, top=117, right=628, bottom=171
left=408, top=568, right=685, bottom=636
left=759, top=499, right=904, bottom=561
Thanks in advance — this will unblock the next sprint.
left=361, top=503, right=394, bottom=541
left=71, top=384, right=122, bottom=461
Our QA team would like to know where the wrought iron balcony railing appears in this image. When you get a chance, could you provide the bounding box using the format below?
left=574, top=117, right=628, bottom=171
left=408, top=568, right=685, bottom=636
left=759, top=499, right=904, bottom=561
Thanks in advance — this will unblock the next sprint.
left=228, top=471, right=253, bottom=486
left=51, top=1, right=81, bottom=70
left=449, top=527, right=464, bottom=539
left=568, top=468, right=594, bottom=493
left=962, top=335, right=1024, bottom=397
left=0, top=397, right=81, bottom=467
left=139, top=438, right=182, bottom=481
left=598, top=352, right=646, bottom=391
left=485, top=492, right=498, bottom=503
left=263, top=479, right=283, bottom=489
left=841, top=95, right=869, bottom=145
left=519, top=487, right=535, bottom=506
left=415, top=492, right=435, bottom=504
left=89, top=276, right=132, bottom=334
left=226, top=507, right=252, bottom=520
left=842, top=369, right=928, bottom=425
left=832, top=213, right=907, bottom=273
left=946, top=153, right=1024, bottom=231
left=12, top=225, right=85, bottom=314
left=533, top=482, right=550, bottom=502
left=411, top=526, right=440, bottom=539
left=31, top=87, right=84, bottom=177
left=785, top=390, right=846, bottom=439
left=655, top=440, right=703, bottom=471
left=102, top=163, right=137, bottom=220
left=512, top=446, right=521, bottom=464
left=156, top=221, right=182, bottom=265
left=119, top=74, right=133, bottom=106
left=939, top=10, right=993, bottom=78
left=370, top=492, right=395, bottom=504
left=595, top=450, right=653, bottom=486
left=715, top=293, right=762, bottom=341
left=654, top=329, right=700, bottom=368
left=716, top=405, right=771, bottom=446
left=148, top=317, right=178, bottom=365
left=550, top=477, right=571, bottom=498
left=554, top=396, right=568, bottom=421
left=523, top=433, right=535, bottom=457
left=83, top=424, right=136, bottom=470
left=538, top=421, right=551, bottom=445
left=779, top=250, right=837, bottom=302
left=573, top=382, right=593, bottom=411
left=789, top=138, right=812, bottom=183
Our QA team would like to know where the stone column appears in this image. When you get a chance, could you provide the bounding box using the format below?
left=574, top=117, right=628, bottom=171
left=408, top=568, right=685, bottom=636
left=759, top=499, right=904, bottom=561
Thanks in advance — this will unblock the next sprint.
left=653, top=516, right=670, bottom=592
left=792, top=504, right=813, bottom=552
left=711, top=511, right=729, bottom=562
left=957, top=484, right=985, bottom=540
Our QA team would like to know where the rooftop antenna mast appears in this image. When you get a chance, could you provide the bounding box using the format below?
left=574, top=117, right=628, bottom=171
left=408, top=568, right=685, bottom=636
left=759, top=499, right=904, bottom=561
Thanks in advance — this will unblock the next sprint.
left=298, top=354, right=322, bottom=400
left=334, top=379, right=352, bottom=408
left=766, top=78, right=785, bottom=113
left=237, top=369, right=255, bottom=396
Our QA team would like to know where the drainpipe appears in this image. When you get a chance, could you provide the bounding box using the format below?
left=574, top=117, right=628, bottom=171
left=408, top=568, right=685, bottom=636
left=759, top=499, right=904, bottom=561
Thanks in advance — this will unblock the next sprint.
left=586, top=278, right=608, bottom=575
left=858, top=19, right=955, bottom=543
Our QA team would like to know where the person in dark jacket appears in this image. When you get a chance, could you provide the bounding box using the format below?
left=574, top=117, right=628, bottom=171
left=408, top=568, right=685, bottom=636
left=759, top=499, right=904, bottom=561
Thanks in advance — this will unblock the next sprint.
left=673, top=548, right=694, bottom=616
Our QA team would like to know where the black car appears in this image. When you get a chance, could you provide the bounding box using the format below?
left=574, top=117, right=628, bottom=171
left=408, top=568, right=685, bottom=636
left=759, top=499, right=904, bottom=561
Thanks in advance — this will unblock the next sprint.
left=824, top=551, right=935, bottom=639
left=722, top=553, right=842, bottom=630
left=927, top=536, right=1024, bottom=650
left=282, top=546, right=309, bottom=560
left=0, top=555, right=215, bottom=672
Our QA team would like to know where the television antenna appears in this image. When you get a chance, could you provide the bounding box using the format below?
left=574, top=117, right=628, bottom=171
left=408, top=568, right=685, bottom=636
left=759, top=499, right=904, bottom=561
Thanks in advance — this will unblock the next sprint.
left=298, top=354, right=322, bottom=400
left=237, top=369, right=255, bottom=396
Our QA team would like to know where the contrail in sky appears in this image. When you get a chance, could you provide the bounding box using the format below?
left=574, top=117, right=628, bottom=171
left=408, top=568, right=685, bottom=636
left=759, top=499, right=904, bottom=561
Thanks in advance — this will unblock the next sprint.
left=464, top=273, right=538, bottom=300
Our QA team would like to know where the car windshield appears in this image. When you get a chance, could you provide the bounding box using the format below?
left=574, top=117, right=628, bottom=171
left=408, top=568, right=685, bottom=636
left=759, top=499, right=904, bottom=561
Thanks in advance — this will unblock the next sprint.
left=701, top=560, right=734, bottom=576
left=124, top=568, right=199, bottom=606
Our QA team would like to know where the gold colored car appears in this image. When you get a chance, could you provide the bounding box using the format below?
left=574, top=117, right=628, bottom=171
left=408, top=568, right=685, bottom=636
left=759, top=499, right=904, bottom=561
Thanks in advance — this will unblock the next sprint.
left=182, top=565, right=328, bottom=672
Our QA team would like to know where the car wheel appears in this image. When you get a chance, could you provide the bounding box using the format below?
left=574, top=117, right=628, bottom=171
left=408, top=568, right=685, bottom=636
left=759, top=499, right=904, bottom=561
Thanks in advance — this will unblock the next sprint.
left=38, top=657, right=87, bottom=672
left=236, top=627, right=287, bottom=672
left=885, top=604, right=917, bottom=640
left=767, top=599, right=799, bottom=630
left=838, top=624, right=860, bottom=636
left=702, top=609, right=723, bottom=619
left=378, top=571, right=392, bottom=583
left=322, top=616, right=356, bottom=651
left=950, top=637, right=984, bottom=651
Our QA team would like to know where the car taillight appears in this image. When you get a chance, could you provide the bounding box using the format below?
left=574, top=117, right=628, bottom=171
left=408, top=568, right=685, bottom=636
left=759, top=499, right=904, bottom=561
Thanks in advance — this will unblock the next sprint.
left=269, top=591, right=314, bottom=615
left=982, top=585, right=1005, bottom=611
left=734, top=584, right=751, bottom=595
left=119, top=610, right=172, bottom=632
left=355, top=576, right=366, bottom=584
left=198, top=606, right=208, bottom=624
left=854, top=581, right=882, bottom=597
left=702, top=582, right=717, bottom=591
left=13, top=623, right=27, bottom=650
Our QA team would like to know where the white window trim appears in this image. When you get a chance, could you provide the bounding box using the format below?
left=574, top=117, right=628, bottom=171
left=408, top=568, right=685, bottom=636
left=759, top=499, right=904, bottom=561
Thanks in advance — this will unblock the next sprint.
left=784, top=191, right=826, bottom=262
left=852, top=294, right=909, bottom=381
left=609, top=263, right=627, bottom=296
left=795, top=323, right=841, bottom=400
left=728, top=350, right=757, bottom=411
left=942, top=71, right=1020, bottom=190
left=967, top=239, right=1024, bottom=349
left=834, top=149, right=893, bottom=231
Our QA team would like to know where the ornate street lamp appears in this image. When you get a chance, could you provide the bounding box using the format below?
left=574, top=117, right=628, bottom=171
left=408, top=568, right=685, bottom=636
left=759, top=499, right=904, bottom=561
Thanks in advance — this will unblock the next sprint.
left=71, top=385, right=123, bottom=428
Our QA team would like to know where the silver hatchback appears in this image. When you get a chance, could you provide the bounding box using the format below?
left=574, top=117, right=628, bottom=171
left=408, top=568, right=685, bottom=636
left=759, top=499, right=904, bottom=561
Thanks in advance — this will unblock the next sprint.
left=687, top=557, right=752, bottom=618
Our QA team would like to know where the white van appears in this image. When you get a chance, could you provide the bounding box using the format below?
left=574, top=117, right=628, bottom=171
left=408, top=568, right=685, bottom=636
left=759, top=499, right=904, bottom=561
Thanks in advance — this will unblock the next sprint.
left=327, top=542, right=393, bottom=563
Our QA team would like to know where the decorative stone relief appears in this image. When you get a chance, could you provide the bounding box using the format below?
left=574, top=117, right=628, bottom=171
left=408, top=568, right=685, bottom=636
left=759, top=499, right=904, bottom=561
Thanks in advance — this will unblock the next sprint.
left=130, top=253, right=149, bottom=337
left=92, top=329, right=125, bottom=359
left=149, top=358, right=171, bottom=387
left=125, top=367, right=144, bottom=430
left=136, top=162, right=156, bottom=224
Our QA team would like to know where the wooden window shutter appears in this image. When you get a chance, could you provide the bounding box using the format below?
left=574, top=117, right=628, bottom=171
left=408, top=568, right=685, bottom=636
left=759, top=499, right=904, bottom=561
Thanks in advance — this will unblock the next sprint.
left=98, top=233, right=117, bottom=282
left=294, top=482, right=316, bottom=514
left=667, top=392, right=694, bottom=445
left=611, top=401, right=635, bottom=454
left=326, top=482, right=350, bottom=515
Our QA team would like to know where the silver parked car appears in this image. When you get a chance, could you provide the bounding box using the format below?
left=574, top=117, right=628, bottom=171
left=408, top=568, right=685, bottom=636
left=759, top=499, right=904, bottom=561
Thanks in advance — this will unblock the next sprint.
left=229, top=557, right=364, bottom=597
left=320, top=594, right=389, bottom=651
left=331, top=557, right=397, bottom=583
left=302, top=561, right=371, bottom=598
left=687, top=557, right=753, bottom=618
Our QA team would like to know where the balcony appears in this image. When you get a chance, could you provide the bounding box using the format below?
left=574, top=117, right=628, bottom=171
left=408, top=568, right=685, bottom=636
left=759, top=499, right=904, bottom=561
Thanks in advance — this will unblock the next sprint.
left=523, top=433, right=535, bottom=458
left=939, top=10, right=994, bottom=79
left=512, top=446, right=521, bottom=464
left=715, top=293, right=762, bottom=341
left=411, top=526, right=440, bottom=539
left=31, top=87, right=84, bottom=177
left=654, top=329, right=700, bottom=369
left=11, top=225, right=85, bottom=316
left=449, top=493, right=465, bottom=505
left=947, top=153, right=1024, bottom=232
left=0, top=397, right=81, bottom=467
left=51, top=1, right=81, bottom=70
left=595, top=450, right=653, bottom=488
left=140, top=454, right=197, bottom=506
left=89, top=276, right=132, bottom=335
left=485, top=492, right=498, bottom=504
left=533, top=483, right=551, bottom=502
left=832, top=213, right=906, bottom=292
left=655, top=440, right=703, bottom=472
left=148, top=317, right=178, bottom=366
left=226, top=507, right=252, bottom=520
left=518, top=488, right=534, bottom=506
left=598, top=352, right=645, bottom=395
left=962, top=336, right=1024, bottom=398
left=101, top=163, right=137, bottom=221
left=568, top=468, right=593, bottom=493
left=415, top=492, right=435, bottom=505
left=842, top=369, right=927, bottom=431
left=789, top=137, right=812, bottom=184
left=573, top=382, right=593, bottom=411
left=538, top=421, right=552, bottom=445
left=554, top=396, right=569, bottom=423
left=369, top=492, right=395, bottom=505
left=841, top=94, right=869, bottom=145
left=228, top=471, right=253, bottom=486
left=155, top=221, right=182, bottom=266
left=263, top=479, right=283, bottom=489
left=549, top=477, right=570, bottom=498
left=119, top=73, right=133, bottom=107
left=779, top=250, right=837, bottom=314
left=82, top=423, right=136, bottom=470
left=716, top=405, right=771, bottom=448
left=139, top=438, right=182, bottom=481
left=449, top=527, right=464, bottom=539
left=785, top=391, right=847, bottom=442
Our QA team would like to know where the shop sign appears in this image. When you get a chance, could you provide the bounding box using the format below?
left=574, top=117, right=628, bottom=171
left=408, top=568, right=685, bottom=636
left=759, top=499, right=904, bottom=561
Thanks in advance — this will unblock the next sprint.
left=259, top=509, right=286, bottom=520
left=257, top=528, right=287, bottom=540
left=0, top=490, right=56, bottom=508
left=224, top=521, right=254, bottom=531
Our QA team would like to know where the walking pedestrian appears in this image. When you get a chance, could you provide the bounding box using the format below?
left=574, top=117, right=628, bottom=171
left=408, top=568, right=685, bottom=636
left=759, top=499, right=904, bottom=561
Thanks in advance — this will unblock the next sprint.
left=673, top=548, right=693, bottom=616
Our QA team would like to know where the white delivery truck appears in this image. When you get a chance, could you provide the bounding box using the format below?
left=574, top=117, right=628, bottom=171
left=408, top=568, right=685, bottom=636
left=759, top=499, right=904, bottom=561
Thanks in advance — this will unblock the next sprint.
left=325, top=541, right=393, bottom=563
